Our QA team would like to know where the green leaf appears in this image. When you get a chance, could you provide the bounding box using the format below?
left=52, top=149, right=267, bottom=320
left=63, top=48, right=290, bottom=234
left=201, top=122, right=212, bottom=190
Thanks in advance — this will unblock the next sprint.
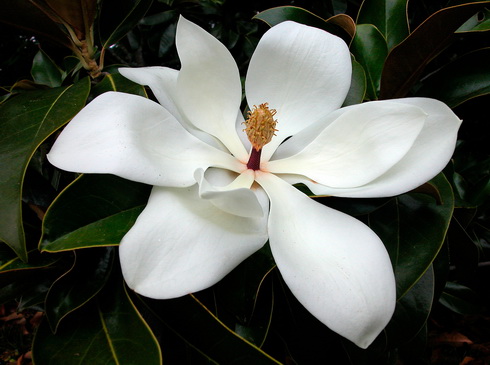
left=92, top=72, right=148, bottom=98
left=380, top=1, right=490, bottom=99
left=0, top=78, right=90, bottom=260
left=385, top=265, right=434, bottom=346
left=40, top=174, right=150, bottom=252
left=32, top=279, right=162, bottom=365
left=45, top=247, right=115, bottom=332
left=342, top=56, right=367, bottom=106
left=139, top=294, right=282, bottom=364
left=369, top=173, right=454, bottom=299
left=99, top=0, right=153, bottom=50
left=31, top=49, right=65, bottom=87
left=357, top=0, right=409, bottom=49
left=350, top=24, right=388, bottom=100
left=253, top=6, right=353, bottom=43
left=457, top=7, right=490, bottom=32
left=416, top=48, right=490, bottom=108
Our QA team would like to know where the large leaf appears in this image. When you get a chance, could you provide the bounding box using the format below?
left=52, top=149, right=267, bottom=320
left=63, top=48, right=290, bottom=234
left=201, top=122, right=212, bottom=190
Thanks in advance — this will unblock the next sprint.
left=415, top=48, right=490, bottom=107
left=99, top=0, right=153, bottom=49
left=350, top=24, right=388, bottom=100
left=369, top=173, right=454, bottom=299
left=45, top=247, right=115, bottom=332
left=138, top=294, right=282, bottom=364
left=32, top=278, right=162, bottom=365
left=356, top=0, right=409, bottom=49
left=380, top=1, right=490, bottom=99
left=0, top=78, right=90, bottom=260
left=40, top=174, right=150, bottom=252
left=253, top=6, right=355, bottom=43
left=92, top=72, right=148, bottom=98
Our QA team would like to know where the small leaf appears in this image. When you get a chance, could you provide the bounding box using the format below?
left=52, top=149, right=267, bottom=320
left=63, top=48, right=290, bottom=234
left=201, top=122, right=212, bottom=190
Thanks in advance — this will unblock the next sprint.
left=457, top=8, right=490, bottom=32
left=380, top=1, right=490, bottom=99
left=32, top=278, right=162, bottom=365
left=0, top=78, right=90, bottom=260
left=439, top=281, right=481, bottom=315
left=416, top=48, right=490, bottom=108
left=31, top=49, right=65, bottom=87
left=350, top=24, right=388, bottom=100
left=356, top=0, right=409, bottom=49
left=40, top=174, right=150, bottom=252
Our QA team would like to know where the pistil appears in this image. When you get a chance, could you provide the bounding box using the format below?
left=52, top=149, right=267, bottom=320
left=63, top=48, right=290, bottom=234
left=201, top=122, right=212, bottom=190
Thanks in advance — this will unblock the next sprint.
left=243, top=103, right=278, bottom=170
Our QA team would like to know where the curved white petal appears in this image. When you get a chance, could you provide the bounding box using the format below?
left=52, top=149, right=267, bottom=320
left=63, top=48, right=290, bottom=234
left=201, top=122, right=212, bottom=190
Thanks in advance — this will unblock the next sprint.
left=119, top=185, right=269, bottom=299
left=119, top=66, right=226, bottom=151
left=279, top=98, right=462, bottom=197
left=175, top=16, right=248, bottom=160
left=195, top=168, right=265, bottom=218
left=246, top=21, right=352, bottom=161
left=255, top=172, right=396, bottom=348
left=47, top=92, right=241, bottom=186
left=268, top=101, right=427, bottom=188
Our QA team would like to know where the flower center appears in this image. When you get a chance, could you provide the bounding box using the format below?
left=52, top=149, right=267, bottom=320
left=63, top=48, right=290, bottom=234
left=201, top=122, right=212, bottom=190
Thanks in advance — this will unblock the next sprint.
left=243, top=103, right=278, bottom=170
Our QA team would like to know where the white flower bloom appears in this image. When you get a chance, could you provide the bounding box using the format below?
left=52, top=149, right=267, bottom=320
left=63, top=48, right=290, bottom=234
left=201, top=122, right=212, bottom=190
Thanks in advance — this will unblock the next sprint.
left=47, top=17, right=462, bottom=348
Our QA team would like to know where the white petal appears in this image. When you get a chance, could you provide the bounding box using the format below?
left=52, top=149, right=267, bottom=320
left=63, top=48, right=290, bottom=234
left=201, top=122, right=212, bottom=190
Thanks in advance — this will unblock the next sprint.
left=119, top=66, right=226, bottom=151
left=175, top=17, right=248, bottom=160
left=255, top=172, right=396, bottom=348
left=245, top=21, right=352, bottom=160
left=47, top=92, right=241, bottom=187
left=281, top=98, right=462, bottom=197
left=268, top=101, right=427, bottom=188
left=195, top=168, right=265, bottom=218
left=119, top=185, right=269, bottom=299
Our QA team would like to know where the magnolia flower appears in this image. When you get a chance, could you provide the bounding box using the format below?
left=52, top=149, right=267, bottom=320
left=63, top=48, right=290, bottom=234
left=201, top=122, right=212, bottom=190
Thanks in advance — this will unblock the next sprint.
left=48, top=17, right=461, bottom=348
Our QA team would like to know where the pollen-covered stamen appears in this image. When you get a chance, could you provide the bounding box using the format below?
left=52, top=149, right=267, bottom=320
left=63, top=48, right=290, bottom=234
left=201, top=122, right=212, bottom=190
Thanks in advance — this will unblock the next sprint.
left=243, top=103, right=278, bottom=170
left=243, top=103, right=278, bottom=151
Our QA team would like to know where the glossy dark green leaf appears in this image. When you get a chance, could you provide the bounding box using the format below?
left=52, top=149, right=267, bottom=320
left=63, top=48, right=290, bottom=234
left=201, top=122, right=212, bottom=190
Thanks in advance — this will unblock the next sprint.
left=0, top=78, right=90, bottom=260
left=99, top=0, right=153, bottom=49
left=439, top=281, right=481, bottom=315
left=0, top=247, right=60, bottom=287
left=357, top=0, right=409, bottom=49
left=45, top=247, right=115, bottom=332
left=369, top=173, right=454, bottom=299
left=350, top=24, right=388, bottom=100
left=92, top=72, right=148, bottom=98
left=139, top=294, right=282, bottom=364
left=31, top=49, right=65, bottom=87
left=32, top=279, right=162, bottom=365
left=380, top=1, right=490, bottom=99
left=416, top=48, right=490, bottom=107
left=384, top=265, right=434, bottom=347
left=457, top=7, right=490, bottom=32
left=253, top=6, right=353, bottom=43
left=342, top=57, right=367, bottom=106
left=40, top=174, right=150, bottom=252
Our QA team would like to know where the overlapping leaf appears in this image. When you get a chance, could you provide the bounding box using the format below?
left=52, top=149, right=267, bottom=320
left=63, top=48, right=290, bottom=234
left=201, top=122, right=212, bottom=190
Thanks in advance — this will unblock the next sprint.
left=0, top=78, right=90, bottom=260
left=357, top=0, right=409, bottom=49
left=380, top=1, right=490, bottom=98
left=32, top=278, right=162, bottom=365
